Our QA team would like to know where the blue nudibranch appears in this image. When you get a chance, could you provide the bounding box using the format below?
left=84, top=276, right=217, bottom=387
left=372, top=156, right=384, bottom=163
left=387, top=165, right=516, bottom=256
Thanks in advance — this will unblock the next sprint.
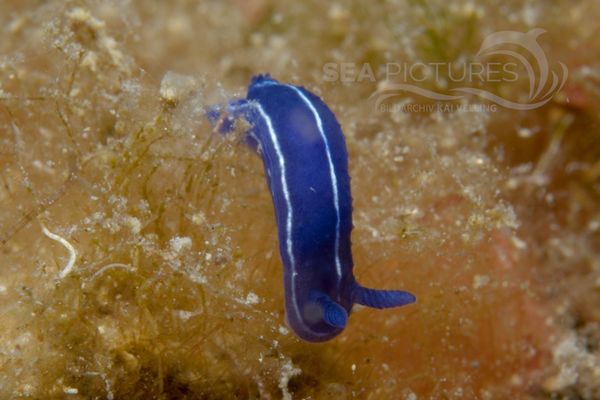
left=207, top=75, right=415, bottom=342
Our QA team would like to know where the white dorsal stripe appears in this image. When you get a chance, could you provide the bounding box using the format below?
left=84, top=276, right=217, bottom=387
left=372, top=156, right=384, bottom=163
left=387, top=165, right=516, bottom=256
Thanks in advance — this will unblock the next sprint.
left=252, top=78, right=277, bottom=89
left=253, top=102, right=329, bottom=338
left=287, top=86, right=343, bottom=292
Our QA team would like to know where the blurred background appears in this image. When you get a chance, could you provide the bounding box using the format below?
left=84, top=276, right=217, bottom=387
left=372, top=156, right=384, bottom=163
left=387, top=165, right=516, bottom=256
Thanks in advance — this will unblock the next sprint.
left=0, top=1, right=599, bottom=398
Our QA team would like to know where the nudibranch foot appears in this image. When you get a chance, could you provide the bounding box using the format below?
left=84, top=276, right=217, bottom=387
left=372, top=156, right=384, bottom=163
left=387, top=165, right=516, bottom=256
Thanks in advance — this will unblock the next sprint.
left=353, top=284, right=416, bottom=309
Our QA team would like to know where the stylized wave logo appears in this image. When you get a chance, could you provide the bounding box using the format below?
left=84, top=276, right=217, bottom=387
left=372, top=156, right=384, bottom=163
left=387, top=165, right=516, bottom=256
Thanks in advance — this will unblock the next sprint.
left=371, top=29, right=568, bottom=111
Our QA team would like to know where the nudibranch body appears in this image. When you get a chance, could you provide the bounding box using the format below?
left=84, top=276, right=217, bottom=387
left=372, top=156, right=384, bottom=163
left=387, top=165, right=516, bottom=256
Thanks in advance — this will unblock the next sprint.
left=207, top=75, right=415, bottom=342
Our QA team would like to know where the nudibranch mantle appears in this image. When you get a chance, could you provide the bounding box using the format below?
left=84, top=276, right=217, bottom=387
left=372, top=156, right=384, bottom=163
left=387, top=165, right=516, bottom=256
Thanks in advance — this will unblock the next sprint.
left=207, top=74, right=415, bottom=342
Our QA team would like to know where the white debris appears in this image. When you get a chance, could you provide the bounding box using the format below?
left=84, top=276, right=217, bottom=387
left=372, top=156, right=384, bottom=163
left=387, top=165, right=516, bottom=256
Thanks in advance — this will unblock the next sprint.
left=187, top=271, right=208, bottom=284
left=278, top=325, right=289, bottom=335
left=278, top=359, right=301, bottom=400
left=543, top=333, right=600, bottom=391
left=404, top=391, right=417, bottom=400
left=123, top=216, right=141, bottom=235
left=160, top=71, right=200, bottom=104
left=40, top=223, right=77, bottom=279
left=473, top=275, right=490, bottom=289
left=169, top=236, right=192, bottom=253
left=63, top=387, right=79, bottom=395
left=245, top=292, right=260, bottom=305
left=235, top=292, right=261, bottom=306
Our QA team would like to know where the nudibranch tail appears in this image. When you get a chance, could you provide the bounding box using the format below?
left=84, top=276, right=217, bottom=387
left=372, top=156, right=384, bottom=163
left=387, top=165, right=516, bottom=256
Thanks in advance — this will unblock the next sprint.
left=353, top=284, right=416, bottom=309
left=314, top=292, right=348, bottom=328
